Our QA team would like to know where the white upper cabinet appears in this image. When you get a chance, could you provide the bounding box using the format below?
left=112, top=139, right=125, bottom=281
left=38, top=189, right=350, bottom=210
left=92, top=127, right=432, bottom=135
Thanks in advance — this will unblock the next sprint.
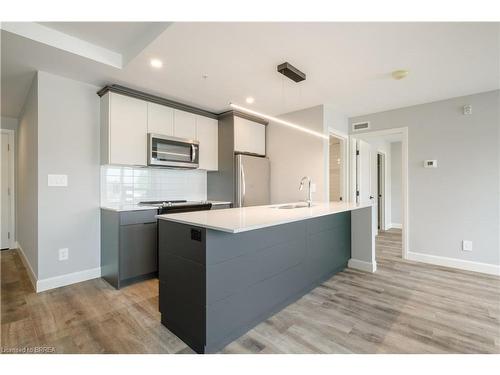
left=173, top=109, right=197, bottom=140
left=100, top=91, right=218, bottom=170
left=196, top=115, right=218, bottom=171
left=147, top=102, right=174, bottom=136
left=101, top=92, right=148, bottom=166
left=234, top=116, right=266, bottom=156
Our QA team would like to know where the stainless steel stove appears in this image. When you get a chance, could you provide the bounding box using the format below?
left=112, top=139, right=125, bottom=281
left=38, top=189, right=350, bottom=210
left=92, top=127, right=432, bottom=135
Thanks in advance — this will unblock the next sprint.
left=139, top=200, right=212, bottom=214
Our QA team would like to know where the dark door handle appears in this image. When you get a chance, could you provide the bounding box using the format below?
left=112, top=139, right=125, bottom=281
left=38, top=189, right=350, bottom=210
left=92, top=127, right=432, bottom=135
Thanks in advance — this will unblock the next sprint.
left=369, top=196, right=374, bottom=199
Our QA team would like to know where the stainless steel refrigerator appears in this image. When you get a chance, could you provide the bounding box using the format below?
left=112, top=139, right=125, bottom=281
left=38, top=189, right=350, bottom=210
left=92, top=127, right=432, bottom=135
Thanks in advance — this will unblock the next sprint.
left=235, top=154, right=270, bottom=207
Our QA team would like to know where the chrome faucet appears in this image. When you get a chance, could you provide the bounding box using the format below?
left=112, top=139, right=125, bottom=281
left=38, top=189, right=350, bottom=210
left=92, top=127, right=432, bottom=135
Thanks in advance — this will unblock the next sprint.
left=299, top=176, right=313, bottom=207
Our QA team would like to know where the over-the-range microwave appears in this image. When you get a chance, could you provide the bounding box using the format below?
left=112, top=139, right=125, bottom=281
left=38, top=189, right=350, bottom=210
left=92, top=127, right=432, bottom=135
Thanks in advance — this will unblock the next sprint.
left=148, top=133, right=199, bottom=168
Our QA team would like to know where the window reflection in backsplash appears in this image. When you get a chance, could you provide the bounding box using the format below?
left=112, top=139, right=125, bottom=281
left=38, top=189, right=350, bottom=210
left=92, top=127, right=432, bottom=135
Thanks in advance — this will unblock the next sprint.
left=101, top=166, right=207, bottom=206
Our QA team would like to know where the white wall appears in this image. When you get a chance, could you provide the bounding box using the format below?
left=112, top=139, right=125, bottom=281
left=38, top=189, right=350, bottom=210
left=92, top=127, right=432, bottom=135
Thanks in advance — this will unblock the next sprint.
left=350, top=90, right=500, bottom=267
left=267, top=105, right=328, bottom=204
left=16, top=74, right=38, bottom=277
left=390, top=142, right=402, bottom=225
left=324, top=105, right=349, bottom=135
left=1, top=116, right=18, bottom=131
left=37, top=71, right=101, bottom=280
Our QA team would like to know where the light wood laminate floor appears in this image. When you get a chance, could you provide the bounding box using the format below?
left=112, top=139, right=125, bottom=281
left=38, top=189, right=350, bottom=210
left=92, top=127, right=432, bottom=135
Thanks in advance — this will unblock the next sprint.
left=2, top=229, right=499, bottom=353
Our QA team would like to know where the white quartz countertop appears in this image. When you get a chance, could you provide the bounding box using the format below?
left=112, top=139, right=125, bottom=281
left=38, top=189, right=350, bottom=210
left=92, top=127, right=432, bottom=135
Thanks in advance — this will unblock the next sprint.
left=157, top=201, right=372, bottom=233
left=100, top=204, right=158, bottom=212
left=100, top=200, right=232, bottom=212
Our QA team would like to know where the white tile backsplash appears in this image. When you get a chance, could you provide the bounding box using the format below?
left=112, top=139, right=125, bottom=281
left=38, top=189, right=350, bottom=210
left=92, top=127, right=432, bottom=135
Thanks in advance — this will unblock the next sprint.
left=101, top=166, right=207, bottom=205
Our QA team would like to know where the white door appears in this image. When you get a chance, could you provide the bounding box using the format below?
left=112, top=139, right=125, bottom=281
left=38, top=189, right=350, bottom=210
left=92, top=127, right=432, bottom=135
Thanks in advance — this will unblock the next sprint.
left=356, top=139, right=372, bottom=205
left=356, top=139, right=378, bottom=235
left=1, top=132, right=12, bottom=249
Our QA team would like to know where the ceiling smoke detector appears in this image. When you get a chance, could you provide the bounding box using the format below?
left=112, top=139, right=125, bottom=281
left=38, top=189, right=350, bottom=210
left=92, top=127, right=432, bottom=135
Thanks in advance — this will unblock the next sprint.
left=392, top=70, right=409, bottom=80
left=277, top=62, right=306, bottom=83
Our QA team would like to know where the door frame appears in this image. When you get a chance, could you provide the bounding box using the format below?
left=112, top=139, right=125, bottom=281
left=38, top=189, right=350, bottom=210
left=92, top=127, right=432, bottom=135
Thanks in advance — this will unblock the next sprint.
left=349, top=127, right=408, bottom=259
left=328, top=128, right=349, bottom=202
left=1, top=128, right=15, bottom=250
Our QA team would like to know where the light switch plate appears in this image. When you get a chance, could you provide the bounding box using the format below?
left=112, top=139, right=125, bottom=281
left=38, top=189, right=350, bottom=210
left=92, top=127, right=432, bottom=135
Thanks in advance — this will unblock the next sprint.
left=310, top=183, right=317, bottom=193
left=48, top=174, right=68, bottom=187
left=462, top=240, right=473, bottom=251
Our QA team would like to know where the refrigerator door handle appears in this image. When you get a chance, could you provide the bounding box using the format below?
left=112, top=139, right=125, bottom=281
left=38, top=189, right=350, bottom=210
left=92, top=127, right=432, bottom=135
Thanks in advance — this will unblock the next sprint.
left=241, top=163, right=246, bottom=206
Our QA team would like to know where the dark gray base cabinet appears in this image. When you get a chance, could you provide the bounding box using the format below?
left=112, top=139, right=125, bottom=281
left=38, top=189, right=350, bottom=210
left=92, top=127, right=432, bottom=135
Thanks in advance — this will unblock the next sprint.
left=158, top=211, right=351, bottom=353
left=101, top=209, right=158, bottom=289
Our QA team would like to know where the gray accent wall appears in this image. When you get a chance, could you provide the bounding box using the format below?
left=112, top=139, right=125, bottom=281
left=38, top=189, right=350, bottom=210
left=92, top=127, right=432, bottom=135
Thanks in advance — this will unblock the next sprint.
left=390, top=142, right=402, bottom=225
left=37, top=71, right=101, bottom=280
left=16, top=74, right=39, bottom=277
left=350, top=90, right=500, bottom=266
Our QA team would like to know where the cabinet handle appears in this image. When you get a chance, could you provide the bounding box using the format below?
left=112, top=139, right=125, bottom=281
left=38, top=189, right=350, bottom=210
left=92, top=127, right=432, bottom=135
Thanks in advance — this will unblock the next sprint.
left=191, top=144, right=196, bottom=162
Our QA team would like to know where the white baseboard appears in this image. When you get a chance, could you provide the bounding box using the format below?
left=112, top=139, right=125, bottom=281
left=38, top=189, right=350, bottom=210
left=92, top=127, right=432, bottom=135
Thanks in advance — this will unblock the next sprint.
left=348, top=258, right=377, bottom=273
left=37, top=267, right=101, bottom=293
left=16, top=244, right=37, bottom=291
left=389, top=223, right=402, bottom=229
left=407, top=251, right=500, bottom=276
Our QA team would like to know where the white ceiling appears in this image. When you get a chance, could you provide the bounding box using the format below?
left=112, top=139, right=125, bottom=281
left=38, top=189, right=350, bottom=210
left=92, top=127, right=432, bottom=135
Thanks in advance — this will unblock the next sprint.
left=38, top=22, right=164, bottom=54
left=2, top=22, right=499, bottom=119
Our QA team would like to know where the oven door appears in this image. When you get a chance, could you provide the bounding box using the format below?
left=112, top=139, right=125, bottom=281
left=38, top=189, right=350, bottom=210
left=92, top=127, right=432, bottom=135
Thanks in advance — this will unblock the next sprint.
left=148, top=134, right=199, bottom=168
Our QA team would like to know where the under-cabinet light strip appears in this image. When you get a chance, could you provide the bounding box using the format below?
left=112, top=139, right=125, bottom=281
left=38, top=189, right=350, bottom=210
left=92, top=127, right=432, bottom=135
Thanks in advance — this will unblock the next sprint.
left=230, top=103, right=329, bottom=140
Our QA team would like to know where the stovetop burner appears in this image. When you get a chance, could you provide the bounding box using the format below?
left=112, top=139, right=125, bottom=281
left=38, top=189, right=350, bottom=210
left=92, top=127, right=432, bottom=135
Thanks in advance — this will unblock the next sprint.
left=139, top=200, right=187, bottom=205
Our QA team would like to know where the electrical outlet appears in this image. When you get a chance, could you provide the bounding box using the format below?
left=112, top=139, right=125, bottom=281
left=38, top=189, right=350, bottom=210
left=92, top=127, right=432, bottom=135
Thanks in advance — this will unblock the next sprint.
left=462, top=240, right=473, bottom=252
left=59, top=248, right=69, bottom=261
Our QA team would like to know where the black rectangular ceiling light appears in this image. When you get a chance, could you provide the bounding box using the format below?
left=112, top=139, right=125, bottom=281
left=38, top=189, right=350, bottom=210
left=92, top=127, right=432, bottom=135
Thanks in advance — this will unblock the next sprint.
left=277, top=62, right=306, bottom=82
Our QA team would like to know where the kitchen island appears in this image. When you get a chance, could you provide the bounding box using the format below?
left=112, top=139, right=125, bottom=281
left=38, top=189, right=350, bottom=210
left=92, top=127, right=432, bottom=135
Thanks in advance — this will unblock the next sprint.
left=157, top=202, right=375, bottom=353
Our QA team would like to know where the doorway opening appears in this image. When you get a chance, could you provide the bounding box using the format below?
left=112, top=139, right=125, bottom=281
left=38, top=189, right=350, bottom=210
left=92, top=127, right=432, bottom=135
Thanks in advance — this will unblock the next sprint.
left=329, top=134, right=344, bottom=201
left=377, top=152, right=385, bottom=231
left=350, top=127, right=408, bottom=260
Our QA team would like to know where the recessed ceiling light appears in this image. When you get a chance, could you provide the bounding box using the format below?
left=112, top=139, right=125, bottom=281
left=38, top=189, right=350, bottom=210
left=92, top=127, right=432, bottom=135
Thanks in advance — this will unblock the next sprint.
left=392, top=70, right=409, bottom=80
left=245, top=97, right=255, bottom=104
left=150, top=59, right=163, bottom=68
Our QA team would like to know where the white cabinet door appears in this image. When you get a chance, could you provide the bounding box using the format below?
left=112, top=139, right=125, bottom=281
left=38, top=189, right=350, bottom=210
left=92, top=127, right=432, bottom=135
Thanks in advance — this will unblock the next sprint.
left=109, top=93, right=148, bottom=166
left=147, top=102, right=174, bottom=136
left=174, top=109, right=197, bottom=140
left=234, top=116, right=266, bottom=156
left=196, top=115, right=218, bottom=171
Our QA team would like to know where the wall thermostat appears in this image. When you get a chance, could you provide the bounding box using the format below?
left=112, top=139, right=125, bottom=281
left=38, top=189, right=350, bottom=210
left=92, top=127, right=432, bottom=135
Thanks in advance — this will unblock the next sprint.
left=424, top=160, right=437, bottom=168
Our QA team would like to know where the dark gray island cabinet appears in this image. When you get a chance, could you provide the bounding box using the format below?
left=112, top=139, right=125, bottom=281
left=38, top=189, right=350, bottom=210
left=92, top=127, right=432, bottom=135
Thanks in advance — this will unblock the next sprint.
left=158, top=203, right=374, bottom=353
